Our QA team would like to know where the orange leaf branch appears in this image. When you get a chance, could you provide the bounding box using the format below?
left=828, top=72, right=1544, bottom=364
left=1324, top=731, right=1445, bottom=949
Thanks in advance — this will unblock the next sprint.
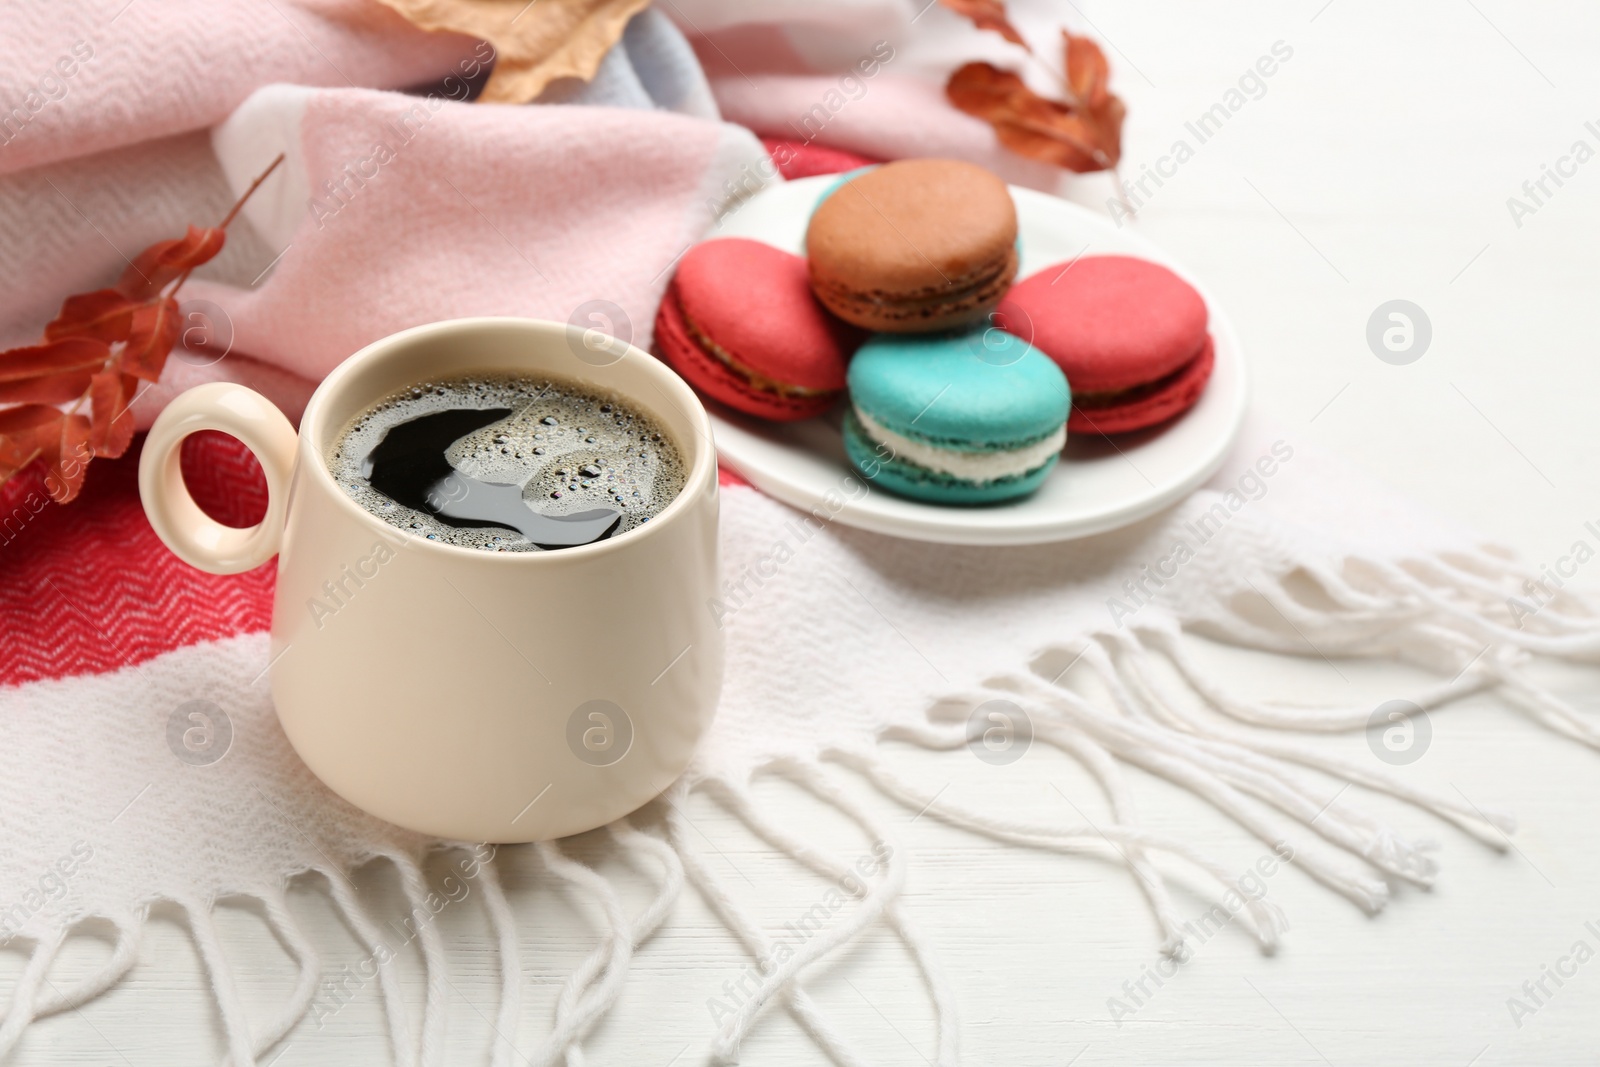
left=0, top=152, right=285, bottom=503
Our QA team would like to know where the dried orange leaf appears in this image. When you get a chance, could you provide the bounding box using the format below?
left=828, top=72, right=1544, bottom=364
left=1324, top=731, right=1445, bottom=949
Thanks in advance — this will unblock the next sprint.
left=371, top=0, right=652, bottom=104
left=939, top=0, right=1028, bottom=50
left=121, top=298, right=181, bottom=382
left=0, top=338, right=111, bottom=383
left=1064, top=30, right=1112, bottom=107
left=45, top=289, right=139, bottom=344
left=0, top=405, right=60, bottom=435
left=946, top=60, right=1124, bottom=172
left=0, top=371, right=94, bottom=406
left=89, top=370, right=139, bottom=460
left=0, top=405, right=65, bottom=487
left=35, top=413, right=93, bottom=503
left=116, top=225, right=226, bottom=301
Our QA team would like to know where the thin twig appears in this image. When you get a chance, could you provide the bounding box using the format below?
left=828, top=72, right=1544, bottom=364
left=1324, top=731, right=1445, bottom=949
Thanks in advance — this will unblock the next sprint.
left=217, top=152, right=285, bottom=232
left=166, top=151, right=286, bottom=298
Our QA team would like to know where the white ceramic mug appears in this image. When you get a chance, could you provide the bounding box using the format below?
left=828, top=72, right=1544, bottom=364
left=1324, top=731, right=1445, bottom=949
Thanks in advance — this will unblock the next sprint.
left=139, top=318, right=723, bottom=842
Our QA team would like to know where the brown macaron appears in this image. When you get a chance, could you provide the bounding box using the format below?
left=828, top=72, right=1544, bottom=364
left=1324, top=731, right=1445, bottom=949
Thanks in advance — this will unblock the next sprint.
left=805, top=159, right=1019, bottom=334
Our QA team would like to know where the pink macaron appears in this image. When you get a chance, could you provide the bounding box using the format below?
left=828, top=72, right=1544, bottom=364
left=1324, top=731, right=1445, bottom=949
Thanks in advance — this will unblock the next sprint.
left=996, top=255, right=1213, bottom=434
left=655, top=238, right=863, bottom=421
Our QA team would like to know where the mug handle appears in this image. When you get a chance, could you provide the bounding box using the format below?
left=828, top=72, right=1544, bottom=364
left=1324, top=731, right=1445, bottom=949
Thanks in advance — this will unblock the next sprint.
left=138, top=382, right=299, bottom=575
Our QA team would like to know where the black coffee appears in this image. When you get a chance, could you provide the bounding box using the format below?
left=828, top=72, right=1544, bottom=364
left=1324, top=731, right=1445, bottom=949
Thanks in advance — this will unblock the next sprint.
left=328, top=373, right=686, bottom=552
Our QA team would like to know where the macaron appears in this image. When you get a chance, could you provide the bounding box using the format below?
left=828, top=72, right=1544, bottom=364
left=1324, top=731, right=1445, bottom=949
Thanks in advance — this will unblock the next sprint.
left=806, top=159, right=1019, bottom=334
left=809, top=165, right=878, bottom=217
left=843, top=331, right=1069, bottom=505
left=996, top=255, right=1213, bottom=435
left=655, top=238, right=863, bottom=421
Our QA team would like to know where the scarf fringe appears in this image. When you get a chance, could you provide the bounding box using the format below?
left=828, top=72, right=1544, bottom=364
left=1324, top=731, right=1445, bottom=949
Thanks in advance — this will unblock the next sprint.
left=695, top=545, right=1600, bottom=1061
left=5, top=546, right=1597, bottom=1064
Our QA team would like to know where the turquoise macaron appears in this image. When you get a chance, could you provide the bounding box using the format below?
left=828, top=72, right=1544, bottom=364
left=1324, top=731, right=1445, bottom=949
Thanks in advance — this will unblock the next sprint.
left=843, top=330, right=1070, bottom=505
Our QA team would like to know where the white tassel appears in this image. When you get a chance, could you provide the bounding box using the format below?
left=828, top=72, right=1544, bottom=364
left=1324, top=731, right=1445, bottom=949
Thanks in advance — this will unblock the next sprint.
left=187, top=902, right=259, bottom=1067
left=0, top=929, right=64, bottom=1058
left=254, top=893, right=321, bottom=1059
left=1037, top=722, right=1188, bottom=951
left=834, top=748, right=1288, bottom=952
left=390, top=853, right=451, bottom=1067
left=31, top=920, right=142, bottom=1020
left=1371, top=558, right=1600, bottom=658
left=704, top=781, right=907, bottom=1064
left=1144, top=623, right=1491, bottom=731
left=1006, top=675, right=1392, bottom=913
left=714, top=764, right=960, bottom=1067
left=530, top=839, right=635, bottom=1067
left=324, top=869, right=418, bottom=1067
left=663, top=783, right=876, bottom=1067
left=1132, top=629, right=1516, bottom=844
left=1079, top=639, right=1439, bottom=886
left=539, top=820, right=685, bottom=1067
left=1489, top=661, right=1600, bottom=749
left=474, top=851, right=525, bottom=1067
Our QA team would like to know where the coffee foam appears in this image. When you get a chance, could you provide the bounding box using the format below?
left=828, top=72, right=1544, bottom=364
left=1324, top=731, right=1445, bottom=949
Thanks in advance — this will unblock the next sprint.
left=327, top=373, right=687, bottom=552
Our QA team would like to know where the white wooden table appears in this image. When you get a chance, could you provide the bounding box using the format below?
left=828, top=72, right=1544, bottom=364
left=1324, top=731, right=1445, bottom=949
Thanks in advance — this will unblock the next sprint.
left=12, top=1, right=1600, bottom=1063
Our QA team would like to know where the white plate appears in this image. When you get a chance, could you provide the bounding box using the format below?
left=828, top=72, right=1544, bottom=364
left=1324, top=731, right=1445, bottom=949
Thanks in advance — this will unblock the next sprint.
left=702, top=176, right=1249, bottom=546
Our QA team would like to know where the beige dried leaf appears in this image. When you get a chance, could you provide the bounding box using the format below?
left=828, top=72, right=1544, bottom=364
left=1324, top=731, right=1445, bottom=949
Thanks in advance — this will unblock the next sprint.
left=373, top=0, right=653, bottom=103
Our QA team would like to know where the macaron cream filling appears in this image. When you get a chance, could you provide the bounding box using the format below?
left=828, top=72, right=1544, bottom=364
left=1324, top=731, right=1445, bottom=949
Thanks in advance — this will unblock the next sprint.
left=810, top=247, right=1018, bottom=326
left=1069, top=339, right=1210, bottom=408
left=852, top=405, right=1065, bottom=484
